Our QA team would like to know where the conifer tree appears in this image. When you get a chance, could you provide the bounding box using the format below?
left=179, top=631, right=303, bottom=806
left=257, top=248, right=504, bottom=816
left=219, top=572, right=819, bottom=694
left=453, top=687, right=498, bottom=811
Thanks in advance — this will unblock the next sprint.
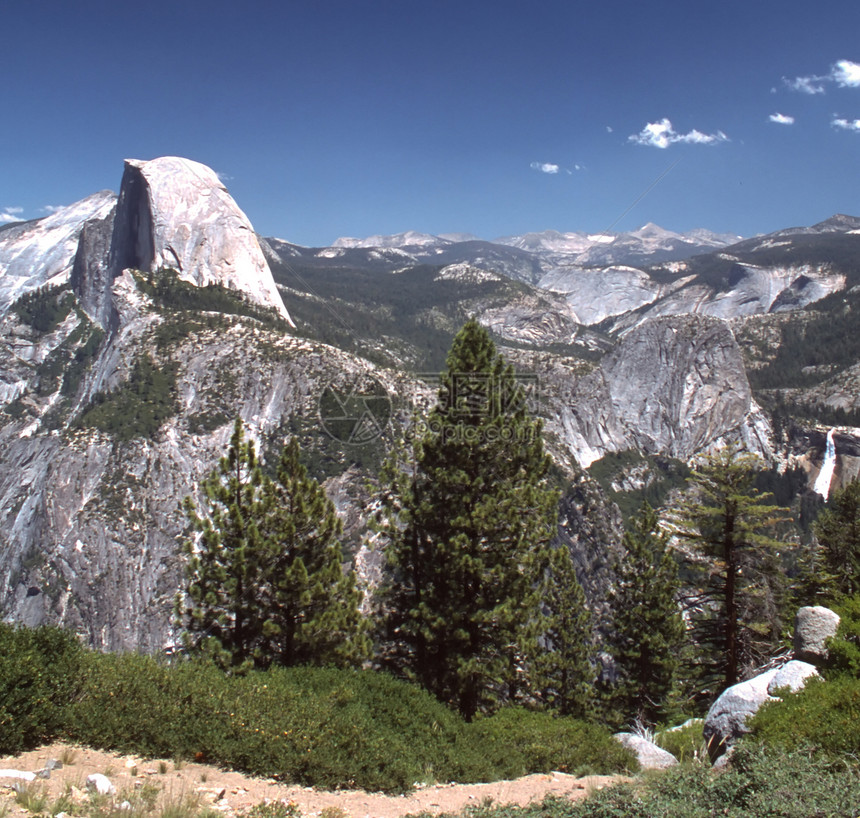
left=378, top=319, right=558, bottom=720
left=812, top=479, right=860, bottom=599
left=605, top=502, right=685, bottom=726
left=178, top=419, right=269, bottom=669
left=535, top=545, right=595, bottom=718
left=179, top=419, right=368, bottom=670
left=259, top=438, right=370, bottom=667
left=676, top=448, right=787, bottom=695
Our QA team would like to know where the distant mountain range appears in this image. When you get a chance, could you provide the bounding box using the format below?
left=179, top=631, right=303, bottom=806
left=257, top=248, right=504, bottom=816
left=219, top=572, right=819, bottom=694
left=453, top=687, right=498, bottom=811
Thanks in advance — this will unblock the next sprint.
left=1, top=155, right=860, bottom=652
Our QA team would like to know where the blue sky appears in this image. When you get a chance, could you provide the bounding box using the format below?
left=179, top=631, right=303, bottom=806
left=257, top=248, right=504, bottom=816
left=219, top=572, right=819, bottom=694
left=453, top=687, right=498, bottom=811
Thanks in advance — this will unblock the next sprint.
left=2, top=0, right=859, bottom=246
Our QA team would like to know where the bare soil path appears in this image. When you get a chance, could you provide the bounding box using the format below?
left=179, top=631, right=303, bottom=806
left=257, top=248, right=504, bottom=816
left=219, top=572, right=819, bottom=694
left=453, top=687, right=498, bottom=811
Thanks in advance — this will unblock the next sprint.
left=0, top=743, right=627, bottom=818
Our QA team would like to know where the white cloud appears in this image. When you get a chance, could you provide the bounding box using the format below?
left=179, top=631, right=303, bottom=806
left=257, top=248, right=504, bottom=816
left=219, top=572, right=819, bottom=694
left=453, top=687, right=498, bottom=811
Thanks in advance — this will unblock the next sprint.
left=530, top=161, right=560, bottom=174
left=606, top=125, right=613, bottom=133
left=833, top=59, right=860, bottom=88
left=0, top=206, right=24, bottom=223
left=628, top=118, right=728, bottom=149
left=41, top=205, right=63, bottom=214
left=785, top=75, right=826, bottom=95
left=787, top=59, right=860, bottom=94
left=769, top=112, right=795, bottom=125
left=832, top=117, right=860, bottom=133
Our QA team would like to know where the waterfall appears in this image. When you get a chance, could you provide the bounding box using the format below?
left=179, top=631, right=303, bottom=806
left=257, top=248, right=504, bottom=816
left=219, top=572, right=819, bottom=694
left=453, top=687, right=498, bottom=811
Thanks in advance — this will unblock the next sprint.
left=813, top=428, right=837, bottom=500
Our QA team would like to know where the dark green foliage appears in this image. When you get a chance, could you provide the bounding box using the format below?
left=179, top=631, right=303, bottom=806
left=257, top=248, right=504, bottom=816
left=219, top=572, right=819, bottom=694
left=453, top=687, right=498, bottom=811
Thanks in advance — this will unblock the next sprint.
left=12, top=284, right=75, bottom=333
left=535, top=546, right=595, bottom=718
left=749, top=674, right=860, bottom=758
left=135, top=267, right=290, bottom=331
left=467, top=708, right=637, bottom=779
left=604, top=503, right=685, bottom=727
left=66, top=655, right=494, bottom=792
left=255, top=438, right=370, bottom=667
left=587, top=450, right=691, bottom=524
left=812, top=480, right=860, bottom=598
left=432, top=744, right=860, bottom=818
left=748, top=285, right=860, bottom=391
left=654, top=719, right=706, bottom=764
left=179, top=420, right=368, bottom=670
left=67, top=654, right=630, bottom=794
left=270, top=260, right=520, bottom=371
left=676, top=448, right=788, bottom=695
left=79, top=353, right=178, bottom=440
left=180, top=419, right=277, bottom=669
left=823, top=594, right=860, bottom=678
left=379, top=319, right=558, bottom=719
left=0, top=624, right=83, bottom=753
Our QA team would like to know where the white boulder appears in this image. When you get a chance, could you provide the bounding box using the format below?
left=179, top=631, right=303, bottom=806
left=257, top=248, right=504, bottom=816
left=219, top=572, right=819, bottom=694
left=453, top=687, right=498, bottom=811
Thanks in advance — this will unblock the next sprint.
left=794, top=606, right=840, bottom=664
left=86, top=773, right=115, bottom=796
left=613, top=733, right=678, bottom=770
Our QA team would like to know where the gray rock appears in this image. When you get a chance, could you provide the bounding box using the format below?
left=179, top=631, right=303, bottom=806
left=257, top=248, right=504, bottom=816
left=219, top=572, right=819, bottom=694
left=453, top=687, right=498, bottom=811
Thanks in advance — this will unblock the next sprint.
left=767, top=659, right=820, bottom=694
left=613, top=733, right=678, bottom=770
left=794, top=606, right=840, bottom=664
left=108, top=157, right=292, bottom=324
left=703, top=667, right=780, bottom=760
left=0, top=191, right=116, bottom=314
left=86, top=773, right=115, bottom=796
left=558, top=314, right=772, bottom=466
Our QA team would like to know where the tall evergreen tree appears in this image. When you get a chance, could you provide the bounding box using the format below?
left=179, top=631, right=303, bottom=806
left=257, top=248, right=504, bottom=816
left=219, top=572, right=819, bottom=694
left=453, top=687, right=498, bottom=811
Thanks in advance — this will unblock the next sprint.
left=535, top=545, right=594, bottom=718
left=258, top=438, right=370, bottom=667
left=178, top=419, right=368, bottom=670
left=378, top=319, right=558, bottom=720
left=812, top=479, right=860, bottom=599
left=604, top=502, right=685, bottom=727
left=676, top=448, right=787, bottom=695
left=178, top=419, right=269, bottom=669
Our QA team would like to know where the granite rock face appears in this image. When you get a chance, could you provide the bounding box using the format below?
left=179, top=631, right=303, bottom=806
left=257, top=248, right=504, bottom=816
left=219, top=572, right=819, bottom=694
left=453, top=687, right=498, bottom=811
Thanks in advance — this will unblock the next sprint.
left=109, top=157, right=292, bottom=324
left=0, top=192, right=116, bottom=313
left=794, top=606, right=841, bottom=664
left=559, top=314, right=772, bottom=467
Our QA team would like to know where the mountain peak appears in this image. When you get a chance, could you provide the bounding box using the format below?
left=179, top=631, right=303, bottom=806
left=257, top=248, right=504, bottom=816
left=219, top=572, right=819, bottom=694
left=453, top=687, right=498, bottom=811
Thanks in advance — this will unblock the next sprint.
left=110, top=156, right=292, bottom=324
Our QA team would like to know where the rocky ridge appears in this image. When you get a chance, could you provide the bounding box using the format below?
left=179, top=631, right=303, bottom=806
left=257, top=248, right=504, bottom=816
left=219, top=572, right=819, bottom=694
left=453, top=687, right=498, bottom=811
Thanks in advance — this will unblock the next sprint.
left=0, top=156, right=857, bottom=650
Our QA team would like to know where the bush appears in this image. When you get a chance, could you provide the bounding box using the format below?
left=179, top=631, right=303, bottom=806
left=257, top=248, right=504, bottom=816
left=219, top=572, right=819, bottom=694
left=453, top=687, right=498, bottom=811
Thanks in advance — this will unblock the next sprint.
left=823, top=593, right=860, bottom=678
left=443, top=744, right=860, bottom=818
left=747, top=673, right=860, bottom=757
left=467, top=707, right=638, bottom=778
left=68, top=655, right=496, bottom=793
left=0, top=624, right=84, bottom=753
left=654, top=719, right=706, bottom=764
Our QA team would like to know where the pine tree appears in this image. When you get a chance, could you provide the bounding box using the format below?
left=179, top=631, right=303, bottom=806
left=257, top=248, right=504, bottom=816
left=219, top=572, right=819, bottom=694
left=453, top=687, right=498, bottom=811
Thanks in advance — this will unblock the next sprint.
left=178, top=420, right=368, bottom=670
left=378, top=319, right=558, bottom=720
left=676, top=447, right=787, bottom=695
left=178, top=418, right=270, bottom=669
left=258, top=438, right=370, bottom=667
left=604, top=502, right=685, bottom=727
left=812, top=479, right=860, bottom=599
left=535, top=545, right=594, bottom=718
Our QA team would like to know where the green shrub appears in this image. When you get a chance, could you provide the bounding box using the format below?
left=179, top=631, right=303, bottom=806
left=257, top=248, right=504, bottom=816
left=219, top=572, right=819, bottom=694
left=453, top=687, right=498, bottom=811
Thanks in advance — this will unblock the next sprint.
left=68, top=655, right=495, bottom=793
left=467, top=707, right=638, bottom=778
left=654, top=719, right=706, bottom=764
left=0, top=624, right=84, bottom=753
left=440, top=744, right=860, bottom=818
left=823, top=594, right=860, bottom=678
left=747, top=674, right=860, bottom=757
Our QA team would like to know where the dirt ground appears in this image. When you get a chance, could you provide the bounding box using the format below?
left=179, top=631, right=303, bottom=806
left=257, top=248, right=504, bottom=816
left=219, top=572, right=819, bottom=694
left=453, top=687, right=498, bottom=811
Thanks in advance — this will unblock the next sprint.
left=0, top=743, right=627, bottom=818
